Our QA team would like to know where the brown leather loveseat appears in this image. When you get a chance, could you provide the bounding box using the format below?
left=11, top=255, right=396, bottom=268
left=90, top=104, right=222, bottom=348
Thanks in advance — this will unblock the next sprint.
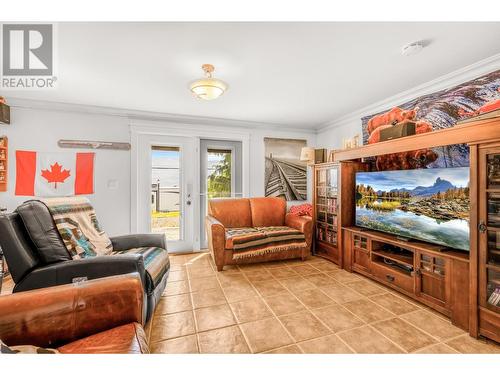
left=205, top=197, right=313, bottom=271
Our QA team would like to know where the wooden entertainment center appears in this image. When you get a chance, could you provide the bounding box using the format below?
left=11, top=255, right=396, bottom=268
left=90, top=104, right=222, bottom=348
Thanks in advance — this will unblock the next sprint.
left=312, top=117, right=500, bottom=342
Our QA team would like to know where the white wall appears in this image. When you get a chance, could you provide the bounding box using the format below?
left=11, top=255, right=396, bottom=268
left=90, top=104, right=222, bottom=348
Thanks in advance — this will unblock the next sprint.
left=0, top=103, right=315, bottom=237
left=0, top=107, right=131, bottom=235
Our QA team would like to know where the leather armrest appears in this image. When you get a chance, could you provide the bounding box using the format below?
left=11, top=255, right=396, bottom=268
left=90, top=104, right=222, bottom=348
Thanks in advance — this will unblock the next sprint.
left=13, top=254, right=147, bottom=293
left=205, top=215, right=226, bottom=270
left=285, top=213, right=313, bottom=248
left=110, top=233, right=167, bottom=251
left=0, top=273, right=144, bottom=348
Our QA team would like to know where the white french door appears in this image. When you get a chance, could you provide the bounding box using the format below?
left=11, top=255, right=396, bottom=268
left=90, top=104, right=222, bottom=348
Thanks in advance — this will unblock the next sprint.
left=135, top=134, right=195, bottom=252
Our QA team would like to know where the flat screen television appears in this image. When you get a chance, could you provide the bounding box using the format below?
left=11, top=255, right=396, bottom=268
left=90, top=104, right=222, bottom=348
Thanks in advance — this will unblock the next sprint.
left=355, top=167, right=470, bottom=251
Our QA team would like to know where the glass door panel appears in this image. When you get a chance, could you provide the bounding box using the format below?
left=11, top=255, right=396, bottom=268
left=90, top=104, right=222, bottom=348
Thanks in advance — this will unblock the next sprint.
left=151, top=146, right=181, bottom=241
left=487, top=268, right=500, bottom=308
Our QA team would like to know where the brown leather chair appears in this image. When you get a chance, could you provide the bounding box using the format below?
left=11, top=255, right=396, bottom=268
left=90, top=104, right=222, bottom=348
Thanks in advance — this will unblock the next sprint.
left=0, top=273, right=149, bottom=354
left=205, top=197, right=313, bottom=271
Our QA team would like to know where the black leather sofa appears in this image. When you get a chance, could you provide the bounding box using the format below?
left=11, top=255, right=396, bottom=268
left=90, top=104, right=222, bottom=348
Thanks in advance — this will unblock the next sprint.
left=0, top=200, right=170, bottom=322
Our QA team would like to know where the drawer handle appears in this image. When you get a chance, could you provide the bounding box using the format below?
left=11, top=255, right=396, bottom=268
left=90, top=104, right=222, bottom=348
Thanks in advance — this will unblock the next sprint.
left=386, top=274, right=395, bottom=282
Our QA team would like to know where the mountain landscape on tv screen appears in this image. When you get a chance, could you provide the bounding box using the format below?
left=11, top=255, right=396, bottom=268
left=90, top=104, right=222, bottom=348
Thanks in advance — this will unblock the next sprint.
left=355, top=168, right=470, bottom=251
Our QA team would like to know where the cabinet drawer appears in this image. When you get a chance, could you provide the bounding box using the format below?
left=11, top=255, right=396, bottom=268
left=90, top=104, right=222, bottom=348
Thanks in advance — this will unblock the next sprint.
left=371, top=262, right=414, bottom=293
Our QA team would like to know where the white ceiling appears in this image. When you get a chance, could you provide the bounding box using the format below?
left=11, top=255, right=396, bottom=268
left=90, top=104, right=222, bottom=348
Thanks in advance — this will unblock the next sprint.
left=7, top=22, right=500, bottom=128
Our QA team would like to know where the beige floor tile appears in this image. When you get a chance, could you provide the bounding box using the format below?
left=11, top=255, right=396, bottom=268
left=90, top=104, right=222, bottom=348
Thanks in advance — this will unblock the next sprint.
left=342, top=299, right=393, bottom=323
left=169, top=264, right=187, bottom=272
left=400, top=309, right=465, bottom=340
left=344, top=279, right=385, bottom=296
left=187, top=266, right=215, bottom=279
left=338, top=326, right=404, bottom=354
left=292, top=288, right=334, bottom=309
left=302, top=273, right=337, bottom=287
left=413, top=343, right=459, bottom=354
left=263, top=291, right=306, bottom=316
left=168, top=270, right=188, bottom=282
left=310, top=262, right=340, bottom=272
left=156, top=294, right=193, bottom=315
left=313, top=304, right=364, bottom=332
left=198, top=326, right=250, bottom=354
left=263, top=261, right=293, bottom=269
left=369, top=293, right=420, bottom=316
left=279, top=276, right=316, bottom=292
left=244, top=269, right=273, bottom=282
left=189, top=276, right=221, bottom=292
left=298, top=334, right=353, bottom=353
left=151, top=335, right=199, bottom=354
left=230, top=297, right=273, bottom=323
left=264, top=345, right=302, bottom=354
left=163, top=280, right=190, bottom=296
left=372, top=318, right=436, bottom=352
left=329, top=270, right=362, bottom=284
left=150, top=311, right=196, bottom=342
left=240, top=317, right=294, bottom=353
left=279, top=311, right=331, bottom=342
left=319, top=283, right=364, bottom=304
left=268, top=267, right=299, bottom=279
left=217, top=272, right=248, bottom=286
left=238, top=263, right=266, bottom=272
left=222, top=283, right=259, bottom=303
left=191, top=288, right=227, bottom=308
left=446, top=335, right=500, bottom=354
left=194, top=304, right=236, bottom=332
left=253, top=280, right=288, bottom=296
left=289, top=264, right=321, bottom=276
left=218, top=265, right=241, bottom=274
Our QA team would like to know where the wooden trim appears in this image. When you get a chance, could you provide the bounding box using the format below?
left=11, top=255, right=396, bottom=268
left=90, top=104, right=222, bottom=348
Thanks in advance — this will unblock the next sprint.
left=469, top=144, right=479, bottom=337
left=333, top=118, right=500, bottom=161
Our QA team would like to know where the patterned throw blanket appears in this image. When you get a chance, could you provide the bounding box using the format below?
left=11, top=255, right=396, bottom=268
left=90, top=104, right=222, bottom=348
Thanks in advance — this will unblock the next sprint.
left=41, top=197, right=113, bottom=259
left=226, top=226, right=306, bottom=260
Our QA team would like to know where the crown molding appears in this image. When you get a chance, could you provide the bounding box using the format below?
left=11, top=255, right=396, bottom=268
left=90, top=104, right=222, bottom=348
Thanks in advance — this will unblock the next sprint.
left=6, top=97, right=316, bottom=134
left=317, top=52, right=500, bottom=133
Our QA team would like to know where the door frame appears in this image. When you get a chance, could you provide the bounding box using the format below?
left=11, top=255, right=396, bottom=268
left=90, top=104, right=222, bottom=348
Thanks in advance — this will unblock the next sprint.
left=130, top=121, right=251, bottom=251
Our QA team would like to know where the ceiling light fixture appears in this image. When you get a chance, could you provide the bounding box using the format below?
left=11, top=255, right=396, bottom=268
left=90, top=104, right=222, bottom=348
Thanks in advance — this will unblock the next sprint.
left=190, top=64, right=228, bottom=100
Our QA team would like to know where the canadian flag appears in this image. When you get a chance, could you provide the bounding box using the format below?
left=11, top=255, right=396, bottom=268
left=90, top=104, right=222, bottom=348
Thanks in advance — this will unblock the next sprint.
left=16, top=151, right=95, bottom=196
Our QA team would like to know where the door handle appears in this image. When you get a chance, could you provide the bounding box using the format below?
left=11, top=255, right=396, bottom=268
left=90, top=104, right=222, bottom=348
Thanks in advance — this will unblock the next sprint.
left=478, top=221, right=487, bottom=233
left=386, top=274, right=395, bottom=282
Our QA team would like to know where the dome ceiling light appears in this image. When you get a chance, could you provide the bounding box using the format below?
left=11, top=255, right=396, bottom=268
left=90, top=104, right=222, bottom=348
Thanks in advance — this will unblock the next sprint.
left=190, top=64, right=228, bottom=100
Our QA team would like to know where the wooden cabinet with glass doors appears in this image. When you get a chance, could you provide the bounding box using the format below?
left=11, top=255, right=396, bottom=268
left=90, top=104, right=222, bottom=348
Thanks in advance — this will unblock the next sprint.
left=477, top=144, right=500, bottom=342
left=313, top=163, right=341, bottom=264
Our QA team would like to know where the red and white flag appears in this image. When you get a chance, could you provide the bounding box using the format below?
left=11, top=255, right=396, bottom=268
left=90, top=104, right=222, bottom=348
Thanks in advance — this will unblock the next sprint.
left=16, top=151, right=95, bottom=196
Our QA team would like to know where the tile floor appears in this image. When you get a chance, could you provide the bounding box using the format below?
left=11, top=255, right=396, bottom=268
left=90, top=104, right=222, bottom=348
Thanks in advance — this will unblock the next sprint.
left=144, top=252, right=500, bottom=354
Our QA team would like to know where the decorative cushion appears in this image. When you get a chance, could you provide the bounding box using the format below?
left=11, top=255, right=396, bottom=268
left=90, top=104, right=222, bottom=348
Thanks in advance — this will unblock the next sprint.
left=15, top=200, right=71, bottom=264
left=1, top=339, right=58, bottom=354
left=288, top=203, right=313, bottom=217
left=226, top=226, right=307, bottom=260
left=112, top=247, right=170, bottom=294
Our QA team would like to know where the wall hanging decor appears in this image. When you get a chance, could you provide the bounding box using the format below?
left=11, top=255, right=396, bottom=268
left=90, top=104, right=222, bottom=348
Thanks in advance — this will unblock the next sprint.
left=0, top=97, right=10, bottom=125
left=58, top=139, right=131, bottom=150
left=361, top=69, right=500, bottom=170
left=15, top=151, right=95, bottom=196
left=264, top=137, right=307, bottom=201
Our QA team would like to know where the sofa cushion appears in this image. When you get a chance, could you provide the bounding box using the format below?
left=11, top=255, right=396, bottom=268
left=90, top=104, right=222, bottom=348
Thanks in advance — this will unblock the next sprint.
left=112, top=247, right=170, bottom=294
left=226, top=226, right=307, bottom=260
left=15, top=200, right=71, bottom=264
left=57, top=323, right=149, bottom=354
left=249, top=197, right=286, bottom=227
left=208, top=198, right=252, bottom=228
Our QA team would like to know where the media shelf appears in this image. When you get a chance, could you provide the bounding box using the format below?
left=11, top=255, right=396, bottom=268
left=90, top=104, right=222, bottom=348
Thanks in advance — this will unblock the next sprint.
left=343, top=226, right=470, bottom=330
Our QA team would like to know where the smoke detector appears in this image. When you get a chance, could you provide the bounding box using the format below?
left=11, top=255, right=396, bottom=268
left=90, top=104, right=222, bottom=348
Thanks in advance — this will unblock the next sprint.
left=401, top=42, right=424, bottom=56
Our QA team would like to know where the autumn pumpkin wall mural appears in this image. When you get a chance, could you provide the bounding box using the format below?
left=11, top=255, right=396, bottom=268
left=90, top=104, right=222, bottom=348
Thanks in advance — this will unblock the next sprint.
left=361, top=69, right=500, bottom=170
left=15, top=151, right=95, bottom=196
